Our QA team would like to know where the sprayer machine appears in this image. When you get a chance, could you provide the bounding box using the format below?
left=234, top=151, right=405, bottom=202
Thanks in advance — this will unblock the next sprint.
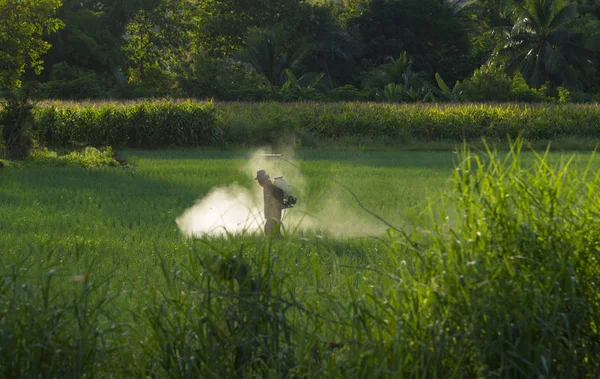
left=260, top=153, right=299, bottom=209
left=274, top=176, right=297, bottom=208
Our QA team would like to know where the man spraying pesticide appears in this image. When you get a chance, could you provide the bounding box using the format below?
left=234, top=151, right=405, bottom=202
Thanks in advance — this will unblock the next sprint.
left=254, top=169, right=297, bottom=237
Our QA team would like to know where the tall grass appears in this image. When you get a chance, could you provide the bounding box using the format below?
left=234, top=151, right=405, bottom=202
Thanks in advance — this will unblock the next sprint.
left=0, top=249, right=122, bottom=377
left=1, top=146, right=599, bottom=376
left=120, top=142, right=600, bottom=377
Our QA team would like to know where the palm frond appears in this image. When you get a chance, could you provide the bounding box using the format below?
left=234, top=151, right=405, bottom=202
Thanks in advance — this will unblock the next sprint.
left=546, top=29, right=575, bottom=45
left=548, top=3, right=577, bottom=30
left=504, top=53, right=528, bottom=74
left=541, top=41, right=566, bottom=73
left=561, top=65, right=582, bottom=89
left=512, top=18, right=538, bottom=34
left=520, top=52, right=538, bottom=82
left=530, top=57, right=546, bottom=88
left=585, top=35, right=600, bottom=52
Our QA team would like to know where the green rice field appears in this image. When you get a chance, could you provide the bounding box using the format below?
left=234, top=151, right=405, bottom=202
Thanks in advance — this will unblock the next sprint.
left=1, top=147, right=599, bottom=377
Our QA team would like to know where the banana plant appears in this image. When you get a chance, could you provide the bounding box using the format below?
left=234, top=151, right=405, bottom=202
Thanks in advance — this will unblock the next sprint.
left=434, top=72, right=462, bottom=101
left=279, top=69, right=325, bottom=101
left=383, top=83, right=405, bottom=102
left=238, top=25, right=309, bottom=87
left=364, top=51, right=423, bottom=91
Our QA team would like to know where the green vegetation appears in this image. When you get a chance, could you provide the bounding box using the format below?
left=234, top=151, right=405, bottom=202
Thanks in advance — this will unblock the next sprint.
left=0, top=0, right=63, bottom=89
left=12, top=101, right=600, bottom=149
left=23, top=146, right=119, bottom=168
left=1, top=146, right=599, bottom=376
left=32, top=100, right=218, bottom=148
left=1, top=0, right=600, bottom=375
left=1, top=0, right=599, bottom=102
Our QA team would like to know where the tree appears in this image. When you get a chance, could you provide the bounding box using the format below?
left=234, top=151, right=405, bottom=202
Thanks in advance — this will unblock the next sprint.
left=497, top=0, right=593, bottom=89
left=349, top=0, right=472, bottom=84
left=41, top=0, right=123, bottom=80
left=473, top=0, right=514, bottom=28
left=237, top=25, right=308, bottom=86
left=122, top=0, right=196, bottom=88
left=293, top=3, right=362, bottom=88
left=42, top=0, right=157, bottom=75
left=362, top=51, right=422, bottom=90
left=0, top=0, right=64, bottom=88
left=197, top=0, right=301, bottom=57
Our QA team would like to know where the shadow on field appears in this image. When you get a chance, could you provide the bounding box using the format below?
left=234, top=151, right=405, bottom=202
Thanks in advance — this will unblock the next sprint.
left=117, top=148, right=459, bottom=169
left=296, top=151, right=458, bottom=168
left=0, top=167, right=210, bottom=232
left=117, top=149, right=248, bottom=162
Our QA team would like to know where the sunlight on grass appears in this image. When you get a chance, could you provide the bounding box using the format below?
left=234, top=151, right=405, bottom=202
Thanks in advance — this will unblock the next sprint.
left=1, top=147, right=599, bottom=376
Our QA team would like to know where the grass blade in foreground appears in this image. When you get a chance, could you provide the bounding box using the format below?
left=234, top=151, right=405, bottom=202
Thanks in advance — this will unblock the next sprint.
left=1, top=144, right=599, bottom=377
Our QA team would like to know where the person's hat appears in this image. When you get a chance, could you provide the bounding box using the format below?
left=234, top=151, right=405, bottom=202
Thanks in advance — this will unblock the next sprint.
left=254, top=169, right=270, bottom=180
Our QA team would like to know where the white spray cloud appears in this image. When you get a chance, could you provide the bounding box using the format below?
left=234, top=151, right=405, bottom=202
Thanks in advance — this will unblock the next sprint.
left=176, top=148, right=387, bottom=239
left=176, top=184, right=263, bottom=238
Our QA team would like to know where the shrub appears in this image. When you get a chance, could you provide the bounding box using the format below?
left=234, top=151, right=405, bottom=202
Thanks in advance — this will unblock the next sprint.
left=41, top=71, right=110, bottom=100
left=177, top=52, right=272, bottom=101
left=455, top=64, right=544, bottom=102
left=279, top=70, right=327, bottom=101
left=26, top=146, right=119, bottom=168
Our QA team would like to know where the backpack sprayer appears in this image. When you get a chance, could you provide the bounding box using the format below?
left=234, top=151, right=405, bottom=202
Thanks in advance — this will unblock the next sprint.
left=274, top=176, right=297, bottom=208
left=260, top=154, right=298, bottom=209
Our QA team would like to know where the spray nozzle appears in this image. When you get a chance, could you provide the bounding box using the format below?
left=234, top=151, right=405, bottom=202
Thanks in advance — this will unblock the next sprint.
left=258, top=153, right=300, bottom=169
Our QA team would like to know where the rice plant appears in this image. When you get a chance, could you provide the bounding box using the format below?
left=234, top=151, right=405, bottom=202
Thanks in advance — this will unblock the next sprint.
left=1, top=146, right=599, bottom=376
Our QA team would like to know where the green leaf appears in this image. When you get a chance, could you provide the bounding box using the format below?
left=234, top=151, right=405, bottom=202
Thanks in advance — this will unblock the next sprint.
left=435, top=72, right=452, bottom=99
left=548, top=3, right=577, bottom=30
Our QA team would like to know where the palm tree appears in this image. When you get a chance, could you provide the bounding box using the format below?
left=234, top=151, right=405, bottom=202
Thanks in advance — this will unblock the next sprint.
left=498, top=0, right=592, bottom=89
left=237, top=25, right=308, bottom=86
left=362, top=52, right=423, bottom=90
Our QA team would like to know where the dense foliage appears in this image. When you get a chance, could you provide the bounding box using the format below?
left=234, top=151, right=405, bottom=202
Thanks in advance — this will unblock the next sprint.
left=0, top=0, right=63, bottom=89
left=18, top=101, right=600, bottom=148
left=1, top=0, right=599, bottom=101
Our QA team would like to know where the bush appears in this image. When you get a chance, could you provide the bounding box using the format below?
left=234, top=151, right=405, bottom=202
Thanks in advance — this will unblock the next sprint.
left=560, top=90, right=600, bottom=103
left=455, top=64, right=544, bottom=102
left=26, top=146, right=119, bottom=168
left=41, top=71, right=110, bottom=100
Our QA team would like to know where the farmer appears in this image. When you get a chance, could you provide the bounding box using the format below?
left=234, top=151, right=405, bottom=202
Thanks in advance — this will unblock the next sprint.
left=254, top=169, right=284, bottom=237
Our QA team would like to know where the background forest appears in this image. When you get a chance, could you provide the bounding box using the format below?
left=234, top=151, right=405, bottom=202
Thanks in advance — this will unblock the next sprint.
left=2, top=0, right=600, bottom=103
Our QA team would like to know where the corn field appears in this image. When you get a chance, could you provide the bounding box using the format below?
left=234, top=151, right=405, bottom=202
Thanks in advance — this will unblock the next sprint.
left=9, top=101, right=600, bottom=149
